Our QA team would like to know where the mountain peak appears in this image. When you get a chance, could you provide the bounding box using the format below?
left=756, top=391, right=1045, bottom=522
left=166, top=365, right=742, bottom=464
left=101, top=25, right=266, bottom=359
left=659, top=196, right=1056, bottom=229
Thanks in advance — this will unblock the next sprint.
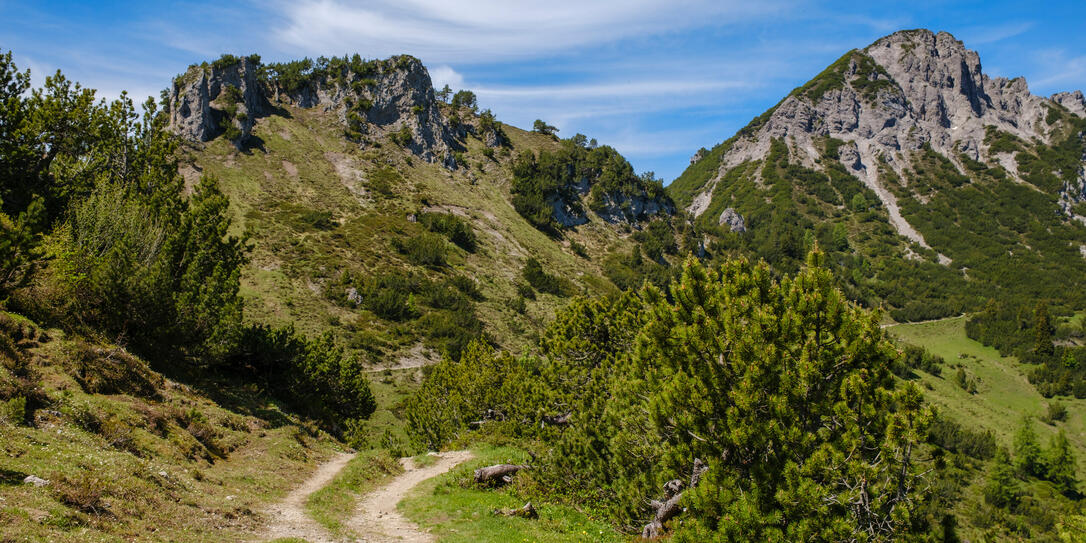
left=673, top=28, right=1086, bottom=264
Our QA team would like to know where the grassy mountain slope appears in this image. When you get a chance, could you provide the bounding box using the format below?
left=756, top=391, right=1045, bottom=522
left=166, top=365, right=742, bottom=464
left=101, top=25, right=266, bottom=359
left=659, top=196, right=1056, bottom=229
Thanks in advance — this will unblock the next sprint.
left=185, top=103, right=638, bottom=365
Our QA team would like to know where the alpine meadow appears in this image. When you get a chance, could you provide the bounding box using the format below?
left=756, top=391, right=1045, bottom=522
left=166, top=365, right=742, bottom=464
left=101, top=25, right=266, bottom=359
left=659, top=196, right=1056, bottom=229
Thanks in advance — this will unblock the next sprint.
left=2, top=3, right=1086, bottom=542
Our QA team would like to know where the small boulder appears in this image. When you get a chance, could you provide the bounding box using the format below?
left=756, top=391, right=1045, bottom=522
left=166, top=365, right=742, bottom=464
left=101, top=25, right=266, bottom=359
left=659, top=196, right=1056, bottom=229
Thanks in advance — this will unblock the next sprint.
left=23, top=475, right=49, bottom=487
left=719, top=208, right=747, bottom=233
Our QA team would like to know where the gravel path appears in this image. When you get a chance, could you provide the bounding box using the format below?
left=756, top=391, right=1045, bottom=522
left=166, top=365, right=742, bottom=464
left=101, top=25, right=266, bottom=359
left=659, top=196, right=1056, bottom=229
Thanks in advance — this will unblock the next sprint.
left=347, top=450, right=474, bottom=542
left=262, top=451, right=356, bottom=543
left=259, top=450, right=473, bottom=543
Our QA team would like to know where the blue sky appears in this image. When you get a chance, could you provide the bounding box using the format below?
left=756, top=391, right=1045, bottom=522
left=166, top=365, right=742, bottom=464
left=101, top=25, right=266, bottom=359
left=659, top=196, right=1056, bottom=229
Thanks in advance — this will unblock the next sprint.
left=3, top=0, right=1085, bottom=181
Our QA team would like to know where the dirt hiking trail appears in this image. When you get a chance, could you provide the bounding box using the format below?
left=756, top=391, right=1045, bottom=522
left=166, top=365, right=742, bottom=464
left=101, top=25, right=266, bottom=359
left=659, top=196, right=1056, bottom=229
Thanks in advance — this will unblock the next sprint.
left=348, top=450, right=474, bottom=542
left=262, top=451, right=356, bottom=543
left=259, top=449, right=473, bottom=543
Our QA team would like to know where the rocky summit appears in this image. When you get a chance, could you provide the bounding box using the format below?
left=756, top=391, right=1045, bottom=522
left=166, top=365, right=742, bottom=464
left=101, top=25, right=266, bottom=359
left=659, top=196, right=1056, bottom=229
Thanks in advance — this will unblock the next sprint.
left=680, top=29, right=1086, bottom=249
left=168, top=55, right=459, bottom=166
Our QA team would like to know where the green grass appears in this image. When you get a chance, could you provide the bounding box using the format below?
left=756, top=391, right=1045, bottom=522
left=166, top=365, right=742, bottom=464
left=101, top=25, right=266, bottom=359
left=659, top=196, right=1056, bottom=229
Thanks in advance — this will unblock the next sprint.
left=0, top=317, right=348, bottom=542
left=199, top=104, right=630, bottom=361
left=887, top=316, right=1086, bottom=476
left=305, top=450, right=403, bottom=537
left=400, top=446, right=625, bottom=543
left=411, top=452, right=439, bottom=468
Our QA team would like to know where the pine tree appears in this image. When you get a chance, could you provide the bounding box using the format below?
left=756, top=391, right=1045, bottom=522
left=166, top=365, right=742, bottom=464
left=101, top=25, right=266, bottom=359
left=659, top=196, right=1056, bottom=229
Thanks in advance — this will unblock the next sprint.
left=1013, top=417, right=1044, bottom=477
left=1045, top=430, right=1078, bottom=495
left=983, top=448, right=1020, bottom=508
left=168, top=175, right=249, bottom=362
left=1034, top=302, right=1054, bottom=356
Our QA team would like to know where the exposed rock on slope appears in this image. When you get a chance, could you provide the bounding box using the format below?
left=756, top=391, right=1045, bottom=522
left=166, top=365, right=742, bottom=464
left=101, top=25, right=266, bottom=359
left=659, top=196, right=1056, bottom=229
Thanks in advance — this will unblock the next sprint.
left=167, top=55, right=458, bottom=163
left=169, top=56, right=266, bottom=144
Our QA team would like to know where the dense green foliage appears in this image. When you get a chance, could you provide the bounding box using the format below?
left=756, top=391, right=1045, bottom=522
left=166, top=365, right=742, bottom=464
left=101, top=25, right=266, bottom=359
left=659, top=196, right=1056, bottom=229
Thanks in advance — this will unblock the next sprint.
left=417, top=211, right=477, bottom=252
left=521, top=257, right=568, bottom=296
left=792, top=50, right=896, bottom=103
left=0, top=53, right=375, bottom=432
left=329, top=269, right=485, bottom=360
left=407, top=252, right=936, bottom=539
left=260, top=54, right=407, bottom=94
left=511, top=137, right=672, bottom=232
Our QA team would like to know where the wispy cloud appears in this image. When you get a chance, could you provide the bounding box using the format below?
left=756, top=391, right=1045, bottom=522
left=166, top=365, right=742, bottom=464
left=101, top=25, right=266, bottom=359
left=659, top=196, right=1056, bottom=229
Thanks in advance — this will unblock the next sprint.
left=1029, top=48, right=1086, bottom=92
left=475, top=79, right=752, bottom=100
left=428, top=65, right=464, bottom=91
left=271, top=0, right=792, bottom=63
left=958, top=21, right=1035, bottom=45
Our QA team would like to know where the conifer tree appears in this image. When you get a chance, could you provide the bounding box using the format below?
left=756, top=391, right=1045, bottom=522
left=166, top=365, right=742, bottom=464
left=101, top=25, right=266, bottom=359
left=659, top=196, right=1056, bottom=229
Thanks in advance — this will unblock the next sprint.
left=1013, top=417, right=1044, bottom=477
left=1034, top=302, right=1054, bottom=356
left=983, top=448, right=1020, bottom=508
left=1045, top=430, right=1078, bottom=495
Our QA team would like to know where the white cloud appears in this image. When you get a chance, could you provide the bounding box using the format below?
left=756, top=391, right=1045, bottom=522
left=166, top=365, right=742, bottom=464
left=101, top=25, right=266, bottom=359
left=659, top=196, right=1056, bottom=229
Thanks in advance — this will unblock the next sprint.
left=271, top=0, right=791, bottom=63
left=474, top=79, right=751, bottom=100
left=428, top=65, right=464, bottom=90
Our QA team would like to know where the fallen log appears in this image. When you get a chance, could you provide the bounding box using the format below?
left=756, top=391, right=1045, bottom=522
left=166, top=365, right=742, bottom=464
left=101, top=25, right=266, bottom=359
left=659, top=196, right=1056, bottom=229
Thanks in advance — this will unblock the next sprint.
left=473, top=463, right=530, bottom=486
left=493, top=501, right=538, bottom=519
left=642, top=458, right=708, bottom=538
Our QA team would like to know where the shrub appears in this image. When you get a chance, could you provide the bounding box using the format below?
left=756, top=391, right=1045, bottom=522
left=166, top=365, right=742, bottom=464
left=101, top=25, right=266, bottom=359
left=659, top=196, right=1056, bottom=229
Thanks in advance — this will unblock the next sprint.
left=445, top=274, right=483, bottom=300
left=366, top=167, right=399, bottom=196
left=231, top=326, right=376, bottom=429
left=522, top=257, right=565, bottom=295
left=389, top=126, right=412, bottom=147
left=1043, top=402, right=1068, bottom=424
left=397, top=232, right=447, bottom=267
left=68, top=342, right=162, bottom=399
left=418, top=212, right=477, bottom=252
left=417, top=308, right=485, bottom=360
left=0, top=396, right=25, bottom=425
left=927, top=417, right=996, bottom=459
left=52, top=473, right=109, bottom=515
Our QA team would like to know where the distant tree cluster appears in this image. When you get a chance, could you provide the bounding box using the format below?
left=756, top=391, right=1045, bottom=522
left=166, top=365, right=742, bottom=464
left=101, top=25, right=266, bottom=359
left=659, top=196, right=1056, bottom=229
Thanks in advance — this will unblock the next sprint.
left=510, top=136, right=671, bottom=233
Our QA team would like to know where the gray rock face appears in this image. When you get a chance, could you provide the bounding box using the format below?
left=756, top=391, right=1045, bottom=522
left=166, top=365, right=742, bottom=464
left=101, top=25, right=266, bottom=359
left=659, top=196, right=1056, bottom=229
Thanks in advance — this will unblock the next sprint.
left=483, top=128, right=505, bottom=148
left=168, top=56, right=266, bottom=145
left=167, top=55, right=457, bottom=163
left=593, top=192, right=675, bottom=224
left=550, top=196, right=589, bottom=227
left=1053, top=90, right=1086, bottom=117
left=687, top=29, right=1085, bottom=247
left=718, top=208, right=746, bottom=232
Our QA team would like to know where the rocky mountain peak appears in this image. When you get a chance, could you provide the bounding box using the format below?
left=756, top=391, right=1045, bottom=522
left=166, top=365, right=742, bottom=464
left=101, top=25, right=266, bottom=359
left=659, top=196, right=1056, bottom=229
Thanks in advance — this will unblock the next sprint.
left=166, top=54, right=458, bottom=165
left=680, top=28, right=1084, bottom=252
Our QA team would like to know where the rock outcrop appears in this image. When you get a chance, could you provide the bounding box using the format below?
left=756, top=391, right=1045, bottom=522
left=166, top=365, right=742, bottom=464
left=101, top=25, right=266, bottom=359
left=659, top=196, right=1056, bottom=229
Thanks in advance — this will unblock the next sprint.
left=167, top=55, right=458, bottom=163
left=168, top=56, right=266, bottom=145
left=718, top=208, right=746, bottom=232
